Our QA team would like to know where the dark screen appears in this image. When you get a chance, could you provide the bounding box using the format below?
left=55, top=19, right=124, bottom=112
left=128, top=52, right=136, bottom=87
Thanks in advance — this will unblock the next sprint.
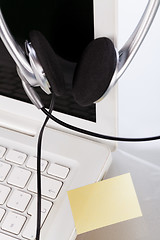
left=0, top=0, right=96, bottom=122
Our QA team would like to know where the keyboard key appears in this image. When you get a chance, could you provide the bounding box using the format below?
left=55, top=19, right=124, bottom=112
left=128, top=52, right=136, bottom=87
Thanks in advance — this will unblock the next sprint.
left=7, top=190, right=31, bottom=212
left=7, top=167, right=31, bottom=188
left=26, top=156, right=48, bottom=172
left=0, top=146, right=6, bottom=158
left=47, top=163, right=69, bottom=179
left=28, top=175, right=62, bottom=199
left=0, top=162, right=11, bottom=181
left=0, top=184, right=11, bottom=204
left=6, top=150, right=27, bottom=165
left=22, top=215, right=36, bottom=240
left=2, top=212, right=26, bottom=235
left=0, top=208, right=5, bottom=221
left=28, top=197, right=52, bottom=222
left=23, top=198, right=52, bottom=240
left=0, top=232, right=20, bottom=240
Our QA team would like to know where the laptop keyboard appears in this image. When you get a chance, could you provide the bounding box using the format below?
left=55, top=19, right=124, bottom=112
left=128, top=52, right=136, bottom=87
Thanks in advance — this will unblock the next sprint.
left=0, top=145, right=70, bottom=240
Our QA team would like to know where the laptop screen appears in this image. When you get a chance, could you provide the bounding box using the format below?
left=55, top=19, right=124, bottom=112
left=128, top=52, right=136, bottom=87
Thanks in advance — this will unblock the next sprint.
left=0, top=0, right=117, bottom=150
left=0, top=0, right=96, bottom=122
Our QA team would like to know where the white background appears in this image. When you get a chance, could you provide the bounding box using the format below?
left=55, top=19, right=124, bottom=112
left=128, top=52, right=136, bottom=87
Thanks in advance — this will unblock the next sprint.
left=117, top=0, right=160, bottom=162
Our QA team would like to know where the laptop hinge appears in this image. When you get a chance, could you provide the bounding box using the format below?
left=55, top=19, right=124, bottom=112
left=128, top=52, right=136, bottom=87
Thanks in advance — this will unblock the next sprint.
left=0, top=109, right=40, bottom=136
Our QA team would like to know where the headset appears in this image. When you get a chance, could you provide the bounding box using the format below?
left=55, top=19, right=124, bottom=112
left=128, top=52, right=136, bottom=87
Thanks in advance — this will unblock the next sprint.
left=0, top=2, right=160, bottom=240
left=0, top=0, right=160, bottom=142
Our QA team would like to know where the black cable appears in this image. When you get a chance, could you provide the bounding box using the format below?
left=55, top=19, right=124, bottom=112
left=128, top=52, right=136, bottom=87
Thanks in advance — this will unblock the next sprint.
left=35, top=102, right=160, bottom=239
left=41, top=107, right=160, bottom=142
left=36, top=96, right=55, bottom=240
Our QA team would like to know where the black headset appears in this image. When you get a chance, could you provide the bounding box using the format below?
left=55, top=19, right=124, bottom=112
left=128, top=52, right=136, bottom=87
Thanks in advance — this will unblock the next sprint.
left=27, top=31, right=117, bottom=107
left=0, top=0, right=160, bottom=142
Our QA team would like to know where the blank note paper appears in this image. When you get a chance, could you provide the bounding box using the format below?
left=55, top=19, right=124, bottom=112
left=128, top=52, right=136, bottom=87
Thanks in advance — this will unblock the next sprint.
left=68, top=173, right=142, bottom=234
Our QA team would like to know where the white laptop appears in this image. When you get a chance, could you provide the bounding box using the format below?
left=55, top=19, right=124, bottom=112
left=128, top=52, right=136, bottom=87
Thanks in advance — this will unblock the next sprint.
left=0, top=1, right=117, bottom=239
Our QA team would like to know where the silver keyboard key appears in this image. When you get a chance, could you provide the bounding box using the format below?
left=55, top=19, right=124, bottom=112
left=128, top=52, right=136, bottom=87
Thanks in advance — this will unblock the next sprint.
left=47, top=163, right=69, bottom=179
left=0, top=162, right=11, bottom=181
left=2, top=212, right=26, bottom=235
left=28, top=174, right=62, bottom=199
left=7, top=167, right=31, bottom=188
left=0, top=146, right=6, bottom=158
left=0, top=184, right=11, bottom=204
left=7, top=190, right=32, bottom=212
left=6, top=150, right=27, bottom=165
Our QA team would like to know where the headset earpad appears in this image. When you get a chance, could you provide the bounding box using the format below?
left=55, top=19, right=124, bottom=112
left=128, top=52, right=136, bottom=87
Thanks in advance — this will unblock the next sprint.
left=72, top=37, right=117, bottom=106
left=29, top=30, right=65, bottom=96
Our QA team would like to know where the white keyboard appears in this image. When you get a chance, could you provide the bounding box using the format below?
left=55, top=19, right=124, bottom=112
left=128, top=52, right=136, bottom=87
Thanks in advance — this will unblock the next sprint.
left=0, top=121, right=112, bottom=240
left=0, top=145, right=70, bottom=240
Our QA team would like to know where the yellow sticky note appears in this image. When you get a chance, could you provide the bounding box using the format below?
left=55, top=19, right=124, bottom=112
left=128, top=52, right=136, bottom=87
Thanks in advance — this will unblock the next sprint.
left=68, top=173, right=142, bottom=234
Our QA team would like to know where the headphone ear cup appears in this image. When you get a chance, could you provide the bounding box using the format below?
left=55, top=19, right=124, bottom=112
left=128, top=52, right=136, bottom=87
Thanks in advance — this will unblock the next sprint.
left=72, top=37, right=117, bottom=106
left=29, top=30, right=65, bottom=96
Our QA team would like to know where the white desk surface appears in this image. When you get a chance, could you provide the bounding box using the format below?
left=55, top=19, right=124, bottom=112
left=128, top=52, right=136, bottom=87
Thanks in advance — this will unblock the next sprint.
left=77, top=142, right=160, bottom=240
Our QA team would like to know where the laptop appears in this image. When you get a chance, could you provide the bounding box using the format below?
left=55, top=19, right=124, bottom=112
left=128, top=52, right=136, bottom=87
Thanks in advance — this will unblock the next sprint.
left=0, top=1, right=117, bottom=239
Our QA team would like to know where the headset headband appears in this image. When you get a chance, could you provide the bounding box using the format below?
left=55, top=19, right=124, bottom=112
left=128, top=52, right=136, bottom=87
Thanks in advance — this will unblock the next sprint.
left=0, top=0, right=160, bottom=108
